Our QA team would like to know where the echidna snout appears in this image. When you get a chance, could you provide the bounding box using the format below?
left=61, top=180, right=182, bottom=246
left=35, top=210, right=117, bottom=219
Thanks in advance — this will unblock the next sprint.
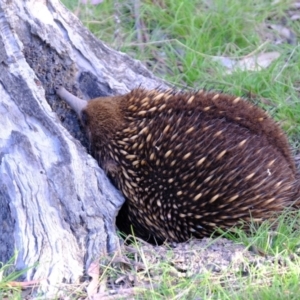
left=57, top=86, right=299, bottom=243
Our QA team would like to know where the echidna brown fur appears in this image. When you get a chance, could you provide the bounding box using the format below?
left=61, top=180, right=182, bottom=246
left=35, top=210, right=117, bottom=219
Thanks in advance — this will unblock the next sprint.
left=61, top=88, right=300, bottom=243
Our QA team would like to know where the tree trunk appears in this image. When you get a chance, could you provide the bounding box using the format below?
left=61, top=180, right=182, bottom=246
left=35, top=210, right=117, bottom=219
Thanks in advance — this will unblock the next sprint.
left=0, top=0, right=166, bottom=294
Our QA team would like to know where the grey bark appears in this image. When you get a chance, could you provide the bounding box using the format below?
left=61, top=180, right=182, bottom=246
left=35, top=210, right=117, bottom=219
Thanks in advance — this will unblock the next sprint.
left=0, top=0, right=166, bottom=295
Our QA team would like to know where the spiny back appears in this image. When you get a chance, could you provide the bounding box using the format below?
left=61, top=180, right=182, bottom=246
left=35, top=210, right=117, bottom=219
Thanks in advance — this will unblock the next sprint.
left=119, top=89, right=296, bottom=173
left=83, top=88, right=299, bottom=243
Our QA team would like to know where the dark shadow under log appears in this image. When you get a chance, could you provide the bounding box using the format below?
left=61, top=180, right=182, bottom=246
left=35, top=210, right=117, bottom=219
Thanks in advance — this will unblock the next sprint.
left=0, top=0, right=167, bottom=295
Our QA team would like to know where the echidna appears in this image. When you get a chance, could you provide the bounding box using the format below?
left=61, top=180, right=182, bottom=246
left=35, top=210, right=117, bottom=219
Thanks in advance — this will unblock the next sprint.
left=56, top=86, right=299, bottom=243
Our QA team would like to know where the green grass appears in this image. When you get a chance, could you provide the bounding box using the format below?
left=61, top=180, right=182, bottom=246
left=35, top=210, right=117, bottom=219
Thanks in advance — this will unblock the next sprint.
left=0, top=254, right=31, bottom=299
left=104, top=210, right=300, bottom=300
left=101, top=212, right=300, bottom=300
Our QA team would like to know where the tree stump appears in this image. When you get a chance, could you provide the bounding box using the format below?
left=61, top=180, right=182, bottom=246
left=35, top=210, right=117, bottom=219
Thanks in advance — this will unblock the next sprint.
left=0, top=0, right=166, bottom=294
